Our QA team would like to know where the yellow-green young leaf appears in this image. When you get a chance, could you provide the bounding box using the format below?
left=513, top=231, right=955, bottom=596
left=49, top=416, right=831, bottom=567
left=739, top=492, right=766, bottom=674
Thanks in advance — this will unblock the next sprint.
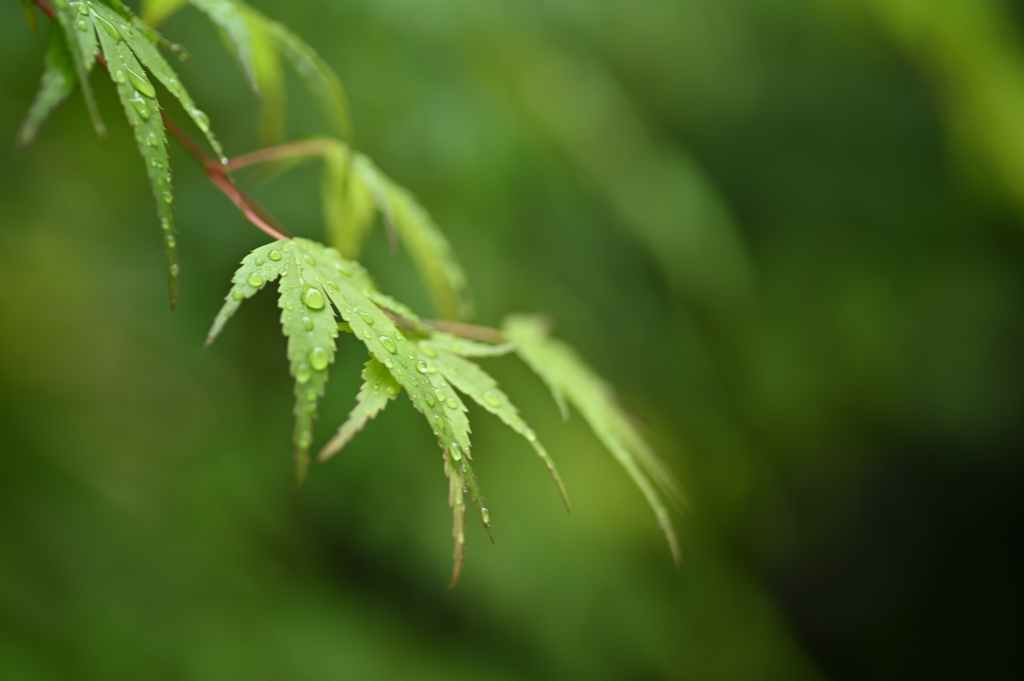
left=354, top=154, right=474, bottom=320
left=267, top=19, right=350, bottom=140
left=94, top=14, right=179, bottom=307
left=16, top=27, right=75, bottom=149
left=206, top=239, right=491, bottom=569
left=21, top=0, right=38, bottom=32
left=319, top=357, right=399, bottom=463
left=188, top=0, right=257, bottom=91
left=245, top=11, right=286, bottom=146
left=431, top=347, right=570, bottom=510
left=140, top=0, right=188, bottom=26
left=323, top=146, right=377, bottom=260
left=426, top=332, right=517, bottom=358
left=53, top=0, right=104, bottom=138
left=503, top=314, right=684, bottom=566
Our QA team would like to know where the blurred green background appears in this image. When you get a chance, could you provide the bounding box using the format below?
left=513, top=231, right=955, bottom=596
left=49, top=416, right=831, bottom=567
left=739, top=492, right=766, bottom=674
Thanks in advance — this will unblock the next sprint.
left=2, top=0, right=1023, bottom=679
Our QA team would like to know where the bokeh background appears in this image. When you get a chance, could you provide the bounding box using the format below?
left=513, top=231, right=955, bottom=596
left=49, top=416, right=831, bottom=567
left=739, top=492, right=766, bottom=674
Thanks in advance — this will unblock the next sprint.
left=2, top=0, right=1023, bottom=679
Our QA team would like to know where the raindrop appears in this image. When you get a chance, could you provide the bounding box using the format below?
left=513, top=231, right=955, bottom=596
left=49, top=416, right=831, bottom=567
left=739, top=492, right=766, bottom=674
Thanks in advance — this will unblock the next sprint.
left=326, top=280, right=338, bottom=291
left=481, top=508, right=490, bottom=526
left=232, top=290, right=244, bottom=300
left=304, top=256, right=316, bottom=266
left=303, top=287, right=325, bottom=310
left=162, top=192, right=172, bottom=203
left=247, top=272, right=264, bottom=287
left=298, top=431, right=312, bottom=449
left=384, top=359, right=394, bottom=369
left=285, top=302, right=294, bottom=310
left=76, top=2, right=88, bottom=14
left=411, top=378, right=419, bottom=386
left=191, top=109, right=210, bottom=132
left=282, top=246, right=290, bottom=253
left=427, top=365, right=438, bottom=375
left=446, top=398, right=458, bottom=410
left=337, top=261, right=352, bottom=276
left=169, top=263, right=180, bottom=276
left=161, top=218, right=171, bottom=232
left=302, top=316, right=314, bottom=331
left=417, top=360, right=428, bottom=373
left=269, top=250, right=282, bottom=261
left=419, top=341, right=437, bottom=358
left=438, top=379, right=447, bottom=388
left=306, top=390, right=316, bottom=401
left=450, top=443, right=463, bottom=461
left=295, top=364, right=312, bottom=384
left=385, top=385, right=397, bottom=397
left=146, top=133, right=158, bottom=147
left=483, top=391, right=501, bottom=407
left=115, top=71, right=126, bottom=84
left=129, top=93, right=150, bottom=120
left=359, top=330, right=371, bottom=339
left=425, top=395, right=435, bottom=407
left=357, top=310, right=374, bottom=325
left=379, top=336, right=397, bottom=353
left=165, top=235, right=176, bottom=249
left=167, top=78, right=180, bottom=93
left=524, top=429, right=537, bottom=442
left=76, top=18, right=88, bottom=31
left=395, top=331, right=405, bottom=342
left=309, top=346, right=329, bottom=372
left=255, top=258, right=264, bottom=266
left=126, top=68, right=156, bottom=99
left=95, top=14, right=120, bottom=41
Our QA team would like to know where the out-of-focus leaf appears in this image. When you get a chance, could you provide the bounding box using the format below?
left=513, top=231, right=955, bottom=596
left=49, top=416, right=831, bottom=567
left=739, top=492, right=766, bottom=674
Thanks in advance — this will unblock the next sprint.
left=318, top=357, right=399, bottom=462
left=93, top=9, right=179, bottom=307
left=16, top=27, right=75, bottom=149
left=246, top=12, right=286, bottom=146
left=21, top=0, right=37, bottom=32
left=53, top=0, right=104, bottom=138
left=140, top=0, right=188, bottom=26
left=323, top=145, right=377, bottom=260
left=504, top=314, right=683, bottom=565
left=189, top=0, right=257, bottom=91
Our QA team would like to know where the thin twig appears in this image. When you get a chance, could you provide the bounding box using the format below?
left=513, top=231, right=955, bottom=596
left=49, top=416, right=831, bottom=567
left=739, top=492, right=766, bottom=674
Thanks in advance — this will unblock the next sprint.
left=227, top=138, right=337, bottom=171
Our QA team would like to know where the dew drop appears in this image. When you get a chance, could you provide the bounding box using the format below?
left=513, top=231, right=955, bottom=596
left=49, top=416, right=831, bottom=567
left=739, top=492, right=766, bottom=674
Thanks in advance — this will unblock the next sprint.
left=306, top=389, right=316, bottom=401
left=129, top=93, right=150, bottom=120
left=446, top=398, right=458, bottom=410
left=435, top=389, right=445, bottom=401
left=483, top=391, right=501, bottom=407
left=309, top=346, right=329, bottom=372
left=126, top=68, right=156, bottom=99
left=419, top=341, right=437, bottom=358
left=362, top=330, right=371, bottom=339
left=357, top=310, right=374, bottom=325
left=425, top=395, right=435, bottom=407
left=438, top=379, right=447, bottom=388
left=165, top=235, right=176, bottom=249
left=269, top=250, right=282, bottom=261
left=191, top=109, right=210, bottom=132
left=282, top=246, right=289, bottom=253
left=167, top=78, right=180, bottom=93
left=294, top=258, right=302, bottom=266
left=304, top=256, right=316, bottom=266
left=298, top=431, right=312, bottom=449
left=76, top=2, right=88, bottom=14
left=295, top=364, right=312, bottom=384
left=76, top=18, right=88, bottom=31
left=427, top=365, right=438, bottom=375
left=162, top=191, right=172, bottom=203
left=247, top=272, right=264, bottom=287
left=384, top=359, right=394, bottom=369
left=450, top=443, right=463, bottom=461
left=146, top=133, right=158, bottom=147
left=255, top=258, right=265, bottom=266
left=285, top=302, right=293, bottom=310
left=379, top=336, right=397, bottom=354
left=524, top=428, right=537, bottom=442
left=481, top=508, right=490, bottom=526
left=169, top=263, right=180, bottom=276
left=302, top=316, right=314, bottom=331
left=395, top=331, right=405, bottom=342
left=232, top=290, right=244, bottom=300
left=115, top=71, right=126, bottom=84
left=95, top=14, right=120, bottom=41
left=161, top=218, right=171, bottom=232
left=337, top=261, right=352, bottom=276
left=385, top=385, right=397, bottom=397
left=411, top=378, right=419, bottom=386
left=417, top=360, right=428, bottom=373
left=303, top=287, right=325, bottom=311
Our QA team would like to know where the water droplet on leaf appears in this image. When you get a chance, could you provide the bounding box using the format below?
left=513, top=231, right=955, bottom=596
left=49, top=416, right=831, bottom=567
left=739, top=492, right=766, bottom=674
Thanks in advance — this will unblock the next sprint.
left=247, top=272, right=264, bottom=287
left=379, top=336, right=397, bottom=353
left=296, top=364, right=312, bottom=384
left=417, top=360, right=428, bottom=373
left=357, top=310, right=374, bottom=325
left=303, top=287, right=325, bottom=310
left=446, top=398, right=458, bottom=410
left=269, top=250, right=282, bottom=261
left=309, top=346, right=329, bottom=372
left=302, top=316, right=314, bottom=331
left=126, top=68, right=156, bottom=99
left=483, top=391, right=501, bottom=407
left=232, top=290, right=244, bottom=300
left=419, top=341, right=437, bottom=358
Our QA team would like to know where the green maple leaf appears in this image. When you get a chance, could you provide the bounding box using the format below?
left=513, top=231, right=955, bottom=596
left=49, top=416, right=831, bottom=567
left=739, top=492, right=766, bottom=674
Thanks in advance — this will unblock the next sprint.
left=504, top=314, right=685, bottom=565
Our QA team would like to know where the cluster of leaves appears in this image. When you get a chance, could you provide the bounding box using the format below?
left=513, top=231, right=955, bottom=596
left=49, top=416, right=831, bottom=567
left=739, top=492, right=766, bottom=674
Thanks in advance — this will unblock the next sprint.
left=18, top=0, right=682, bottom=582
